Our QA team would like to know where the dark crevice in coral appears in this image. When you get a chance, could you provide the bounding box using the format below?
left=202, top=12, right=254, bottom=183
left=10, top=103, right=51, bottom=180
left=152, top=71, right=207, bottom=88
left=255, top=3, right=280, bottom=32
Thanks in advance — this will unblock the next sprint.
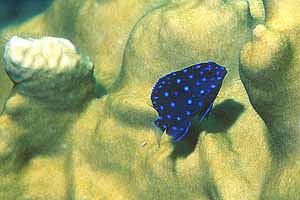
left=95, top=80, right=107, bottom=99
left=261, top=0, right=270, bottom=22
left=204, top=180, right=221, bottom=200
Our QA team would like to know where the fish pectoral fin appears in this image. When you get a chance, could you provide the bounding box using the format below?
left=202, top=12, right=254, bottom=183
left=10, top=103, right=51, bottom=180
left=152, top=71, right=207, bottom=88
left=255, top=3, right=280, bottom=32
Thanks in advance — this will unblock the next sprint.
left=152, top=122, right=165, bottom=147
left=198, top=103, right=213, bottom=122
left=167, top=120, right=191, bottom=142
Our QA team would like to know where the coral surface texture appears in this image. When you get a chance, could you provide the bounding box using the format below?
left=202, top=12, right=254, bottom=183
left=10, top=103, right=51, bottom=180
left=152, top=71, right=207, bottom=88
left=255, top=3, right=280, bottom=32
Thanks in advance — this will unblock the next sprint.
left=0, top=0, right=299, bottom=199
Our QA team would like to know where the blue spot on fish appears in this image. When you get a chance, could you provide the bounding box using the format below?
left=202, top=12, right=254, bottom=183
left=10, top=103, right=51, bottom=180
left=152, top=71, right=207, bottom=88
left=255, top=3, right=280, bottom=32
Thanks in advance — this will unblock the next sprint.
left=151, top=61, right=227, bottom=142
left=160, top=105, right=164, bottom=110
left=183, top=86, right=190, bottom=91
left=170, top=102, right=176, bottom=107
left=197, top=101, right=203, bottom=107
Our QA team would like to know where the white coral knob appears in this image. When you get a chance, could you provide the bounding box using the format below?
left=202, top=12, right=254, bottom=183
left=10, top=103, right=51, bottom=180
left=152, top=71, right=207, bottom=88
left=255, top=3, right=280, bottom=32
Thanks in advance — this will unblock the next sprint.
left=3, top=36, right=94, bottom=102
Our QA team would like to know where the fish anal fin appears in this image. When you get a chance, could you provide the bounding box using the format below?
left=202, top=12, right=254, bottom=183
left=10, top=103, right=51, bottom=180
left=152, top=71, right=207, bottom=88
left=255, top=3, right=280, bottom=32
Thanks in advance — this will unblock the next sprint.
left=167, top=120, right=191, bottom=142
left=199, top=103, right=213, bottom=122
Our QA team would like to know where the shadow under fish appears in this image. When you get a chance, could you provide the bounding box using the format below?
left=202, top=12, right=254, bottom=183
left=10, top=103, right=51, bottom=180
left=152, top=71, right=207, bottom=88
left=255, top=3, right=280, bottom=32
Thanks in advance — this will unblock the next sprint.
left=150, top=61, right=227, bottom=144
left=170, top=99, right=245, bottom=161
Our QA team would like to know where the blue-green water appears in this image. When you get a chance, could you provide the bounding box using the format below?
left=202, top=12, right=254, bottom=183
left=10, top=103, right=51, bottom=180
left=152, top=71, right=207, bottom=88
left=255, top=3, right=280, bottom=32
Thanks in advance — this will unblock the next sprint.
left=0, top=0, right=52, bottom=28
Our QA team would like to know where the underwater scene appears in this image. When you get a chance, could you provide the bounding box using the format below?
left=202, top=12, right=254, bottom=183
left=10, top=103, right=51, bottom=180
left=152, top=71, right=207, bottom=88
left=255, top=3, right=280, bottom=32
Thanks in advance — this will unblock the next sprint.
left=0, top=0, right=299, bottom=199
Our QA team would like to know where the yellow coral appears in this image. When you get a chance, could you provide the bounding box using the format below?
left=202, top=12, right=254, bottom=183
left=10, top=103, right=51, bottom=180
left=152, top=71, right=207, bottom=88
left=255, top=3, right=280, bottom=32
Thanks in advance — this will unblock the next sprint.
left=0, top=0, right=299, bottom=199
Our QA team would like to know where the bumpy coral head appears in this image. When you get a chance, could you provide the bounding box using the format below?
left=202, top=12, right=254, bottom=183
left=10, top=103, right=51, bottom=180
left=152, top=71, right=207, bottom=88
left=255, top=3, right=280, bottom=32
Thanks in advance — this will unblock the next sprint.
left=3, top=36, right=95, bottom=105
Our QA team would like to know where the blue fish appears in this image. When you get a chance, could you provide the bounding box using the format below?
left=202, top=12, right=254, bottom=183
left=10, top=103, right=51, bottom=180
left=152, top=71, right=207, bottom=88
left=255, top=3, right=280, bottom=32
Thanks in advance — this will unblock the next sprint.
left=151, top=62, right=227, bottom=142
